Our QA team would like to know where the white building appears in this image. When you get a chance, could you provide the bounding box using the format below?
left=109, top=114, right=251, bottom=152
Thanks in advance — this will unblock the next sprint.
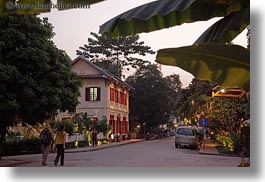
left=71, top=56, right=133, bottom=137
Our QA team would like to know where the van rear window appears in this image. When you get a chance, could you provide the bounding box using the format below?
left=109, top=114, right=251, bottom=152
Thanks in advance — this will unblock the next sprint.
left=177, top=128, right=195, bottom=136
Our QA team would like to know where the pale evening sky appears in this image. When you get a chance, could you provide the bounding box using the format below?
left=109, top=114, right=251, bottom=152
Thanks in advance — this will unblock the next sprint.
left=40, top=0, right=248, bottom=88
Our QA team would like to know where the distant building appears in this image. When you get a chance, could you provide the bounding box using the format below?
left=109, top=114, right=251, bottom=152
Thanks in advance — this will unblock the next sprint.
left=71, top=56, right=133, bottom=138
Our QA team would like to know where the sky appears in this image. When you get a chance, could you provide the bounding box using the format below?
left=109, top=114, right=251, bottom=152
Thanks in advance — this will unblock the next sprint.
left=39, top=0, right=248, bottom=88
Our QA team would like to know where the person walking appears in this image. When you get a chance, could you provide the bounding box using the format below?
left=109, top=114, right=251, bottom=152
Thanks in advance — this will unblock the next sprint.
left=92, top=128, right=98, bottom=147
left=54, top=125, right=67, bottom=166
left=40, top=124, right=54, bottom=166
left=205, top=128, right=209, bottom=139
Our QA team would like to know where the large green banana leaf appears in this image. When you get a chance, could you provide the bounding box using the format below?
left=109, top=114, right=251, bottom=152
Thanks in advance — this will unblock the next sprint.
left=156, top=44, right=250, bottom=91
left=194, top=8, right=249, bottom=44
left=0, top=0, right=104, bottom=15
left=99, top=0, right=249, bottom=37
left=99, top=0, right=250, bottom=91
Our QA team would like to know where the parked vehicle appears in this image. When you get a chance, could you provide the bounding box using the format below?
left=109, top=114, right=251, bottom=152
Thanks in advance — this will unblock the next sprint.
left=175, top=126, right=199, bottom=149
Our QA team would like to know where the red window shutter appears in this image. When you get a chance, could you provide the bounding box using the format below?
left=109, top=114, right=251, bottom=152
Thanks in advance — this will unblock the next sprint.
left=119, top=92, right=123, bottom=104
left=110, top=88, right=114, bottom=101
left=85, top=88, right=90, bottom=101
left=124, top=94, right=127, bottom=105
left=115, top=90, right=118, bottom=103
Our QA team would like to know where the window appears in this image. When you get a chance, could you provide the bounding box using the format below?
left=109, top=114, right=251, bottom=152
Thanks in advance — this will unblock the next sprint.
left=177, top=128, right=195, bottom=136
left=115, top=90, right=119, bottom=103
left=110, top=88, right=115, bottom=101
left=85, top=87, right=100, bottom=101
left=124, top=93, right=127, bottom=105
left=119, top=92, right=123, bottom=104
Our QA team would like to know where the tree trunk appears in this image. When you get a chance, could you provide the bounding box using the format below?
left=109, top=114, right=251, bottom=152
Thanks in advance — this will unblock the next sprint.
left=0, top=130, right=7, bottom=160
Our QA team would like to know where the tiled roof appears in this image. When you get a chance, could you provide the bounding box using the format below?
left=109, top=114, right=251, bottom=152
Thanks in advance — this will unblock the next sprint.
left=72, top=56, right=134, bottom=90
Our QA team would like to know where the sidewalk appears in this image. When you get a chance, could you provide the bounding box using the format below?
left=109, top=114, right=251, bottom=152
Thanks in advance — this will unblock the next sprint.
left=0, top=139, right=144, bottom=167
left=198, top=137, right=219, bottom=155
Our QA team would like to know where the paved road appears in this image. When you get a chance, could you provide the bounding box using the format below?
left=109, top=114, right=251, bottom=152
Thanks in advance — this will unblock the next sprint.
left=3, top=137, right=241, bottom=167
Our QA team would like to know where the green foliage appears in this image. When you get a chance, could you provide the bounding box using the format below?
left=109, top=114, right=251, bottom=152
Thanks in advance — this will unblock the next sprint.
left=55, top=119, right=74, bottom=136
left=80, top=113, right=92, bottom=131
left=176, top=78, right=215, bottom=124
left=65, top=140, right=89, bottom=149
left=1, top=136, right=41, bottom=156
left=7, top=131, right=22, bottom=137
left=215, top=134, right=234, bottom=152
left=72, top=113, right=93, bottom=134
left=94, top=116, right=109, bottom=135
left=99, top=0, right=250, bottom=91
left=164, top=74, right=182, bottom=118
left=238, top=159, right=250, bottom=167
left=76, top=32, right=155, bottom=78
left=208, top=96, right=249, bottom=134
left=215, top=131, right=249, bottom=157
left=230, top=131, right=241, bottom=154
left=0, top=15, right=81, bottom=140
left=100, top=0, right=249, bottom=38
left=157, top=44, right=250, bottom=91
left=126, top=64, right=180, bottom=129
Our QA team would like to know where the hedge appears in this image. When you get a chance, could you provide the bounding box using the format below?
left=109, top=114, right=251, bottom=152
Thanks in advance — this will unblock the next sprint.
left=1, top=136, right=42, bottom=156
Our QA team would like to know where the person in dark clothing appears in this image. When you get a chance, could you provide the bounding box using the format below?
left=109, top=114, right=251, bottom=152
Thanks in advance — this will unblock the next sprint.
left=92, top=129, right=98, bottom=147
left=54, top=125, right=66, bottom=166
left=205, top=129, right=209, bottom=138
left=40, top=124, right=54, bottom=166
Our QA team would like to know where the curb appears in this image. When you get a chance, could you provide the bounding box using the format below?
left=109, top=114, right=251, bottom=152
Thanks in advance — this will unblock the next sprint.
left=65, top=139, right=144, bottom=153
left=199, top=152, right=241, bottom=157
left=198, top=151, right=220, bottom=156
left=0, top=160, right=30, bottom=167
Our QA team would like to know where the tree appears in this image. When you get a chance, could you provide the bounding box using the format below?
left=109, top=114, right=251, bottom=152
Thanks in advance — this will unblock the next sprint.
left=99, top=0, right=250, bottom=92
left=0, top=14, right=81, bottom=156
left=207, top=97, right=249, bottom=135
left=76, top=32, right=155, bottom=78
left=176, top=78, right=216, bottom=124
left=126, top=64, right=174, bottom=131
left=164, top=74, right=182, bottom=118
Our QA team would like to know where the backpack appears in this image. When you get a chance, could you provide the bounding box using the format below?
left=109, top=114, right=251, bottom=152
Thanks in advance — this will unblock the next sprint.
left=40, top=129, right=51, bottom=145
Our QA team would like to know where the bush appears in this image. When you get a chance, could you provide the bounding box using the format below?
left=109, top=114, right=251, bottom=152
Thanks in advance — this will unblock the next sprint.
left=65, top=140, right=88, bottom=149
left=22, top=136, right=41, bottom=152
left=55, top=119, right=75, bottom=135
left=1, top=136, right=41, bottom=156
left=215, top=134, right=234, bottom=152
left=94, top=116, right=109, bottom=135
left=230, top=131, right=241, bottom=154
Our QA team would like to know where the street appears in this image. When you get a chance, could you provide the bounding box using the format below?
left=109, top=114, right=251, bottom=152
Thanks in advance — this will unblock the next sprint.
left=2, top=137, right=241, bottom=167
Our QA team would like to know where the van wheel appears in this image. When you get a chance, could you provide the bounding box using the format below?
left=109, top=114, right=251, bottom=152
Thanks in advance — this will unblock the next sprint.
left=175, top=143, right=179, bottom=148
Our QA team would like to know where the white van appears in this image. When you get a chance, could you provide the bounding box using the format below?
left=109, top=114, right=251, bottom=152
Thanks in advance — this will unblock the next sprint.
left=175, top=126, right=199, bottom=149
